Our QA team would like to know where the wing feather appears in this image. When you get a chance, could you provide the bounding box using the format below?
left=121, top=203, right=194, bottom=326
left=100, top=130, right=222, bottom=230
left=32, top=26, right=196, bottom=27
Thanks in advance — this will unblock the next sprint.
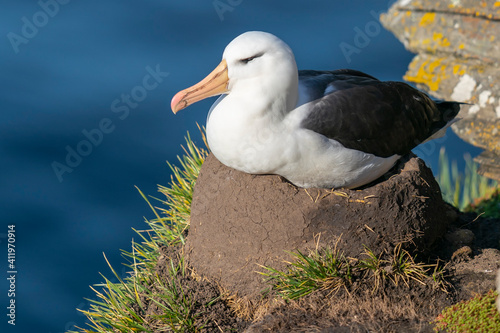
left=299, top=70, right=459, bottom=157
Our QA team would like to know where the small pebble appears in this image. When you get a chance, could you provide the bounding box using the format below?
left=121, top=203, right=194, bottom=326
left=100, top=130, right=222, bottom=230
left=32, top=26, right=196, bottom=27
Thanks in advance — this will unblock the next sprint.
left=445, top=229, right=475, bottom=247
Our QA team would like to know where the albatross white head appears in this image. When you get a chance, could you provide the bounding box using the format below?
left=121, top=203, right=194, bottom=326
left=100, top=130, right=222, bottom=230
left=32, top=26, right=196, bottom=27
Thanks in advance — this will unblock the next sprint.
left=171, top=31, right=299, bottom=115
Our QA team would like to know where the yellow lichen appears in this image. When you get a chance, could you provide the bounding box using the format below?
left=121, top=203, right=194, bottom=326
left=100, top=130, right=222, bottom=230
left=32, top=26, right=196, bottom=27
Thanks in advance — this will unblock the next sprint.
left=495, top=1, right=500, bottom=7
left=404, top=58, right=447, bottom=91
left=433, top=32, right=451, bottom=47
left=452, top=65, right=466, bottom=76
left=465, top=121, right=500, bottom=153
left=419, top=12, right=436, bottom=27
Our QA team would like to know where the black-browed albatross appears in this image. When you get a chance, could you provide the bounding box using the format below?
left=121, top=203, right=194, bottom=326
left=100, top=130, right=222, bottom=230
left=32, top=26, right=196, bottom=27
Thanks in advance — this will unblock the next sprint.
left=171, top=31, right=460, bottom=189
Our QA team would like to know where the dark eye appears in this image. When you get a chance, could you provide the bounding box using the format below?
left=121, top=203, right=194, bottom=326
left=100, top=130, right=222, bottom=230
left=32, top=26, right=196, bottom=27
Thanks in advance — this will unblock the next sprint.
left=239, top=52, right=263, bottom=64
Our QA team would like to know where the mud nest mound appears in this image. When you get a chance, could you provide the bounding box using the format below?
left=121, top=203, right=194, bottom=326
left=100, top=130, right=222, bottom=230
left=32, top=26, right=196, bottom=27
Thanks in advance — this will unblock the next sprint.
left=186, top=153, right=456, bottom=297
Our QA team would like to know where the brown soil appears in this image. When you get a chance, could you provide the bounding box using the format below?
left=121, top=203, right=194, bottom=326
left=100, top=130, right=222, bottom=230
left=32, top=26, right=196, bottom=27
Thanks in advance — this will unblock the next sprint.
left=149, top=212, right=500, bottom=332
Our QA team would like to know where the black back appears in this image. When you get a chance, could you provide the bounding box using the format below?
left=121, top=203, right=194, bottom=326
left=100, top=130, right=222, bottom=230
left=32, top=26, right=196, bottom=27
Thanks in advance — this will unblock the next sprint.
left=299, top=69, right=460, bottom=157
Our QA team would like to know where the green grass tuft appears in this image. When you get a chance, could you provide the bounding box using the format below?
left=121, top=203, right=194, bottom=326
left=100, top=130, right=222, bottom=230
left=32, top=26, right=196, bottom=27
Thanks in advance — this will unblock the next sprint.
left=437, top=147, right=499, bottom=215
left=466, top=188, right=500, bottom=219
left=261, top=241, right=447, bottom=300
left=260, top=243, right=354, bottom=299
left=138, top=130, right=208, bottom=248
left=76, top=252, right=198, bottom=333
left=70, top=132, right=208, bottom=333
left=433, top=289, right=500, bottom=332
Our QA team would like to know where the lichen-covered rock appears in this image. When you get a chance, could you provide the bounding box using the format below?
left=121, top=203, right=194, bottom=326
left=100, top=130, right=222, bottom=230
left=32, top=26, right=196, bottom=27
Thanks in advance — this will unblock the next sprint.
left=381, top=0, right=500, bottom=180
left=381, top=1, right=500, bottom=63
left=186, top=154, right=454, bottom=297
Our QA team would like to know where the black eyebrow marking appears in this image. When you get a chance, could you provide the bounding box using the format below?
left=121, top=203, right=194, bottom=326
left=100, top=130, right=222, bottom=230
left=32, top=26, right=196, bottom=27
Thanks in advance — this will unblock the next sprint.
left=240, top=52, right=264, bottom=64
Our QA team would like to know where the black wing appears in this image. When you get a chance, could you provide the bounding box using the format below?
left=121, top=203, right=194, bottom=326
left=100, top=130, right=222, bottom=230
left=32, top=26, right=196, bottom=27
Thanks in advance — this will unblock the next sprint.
left=299, top=69, right=460, bottom=158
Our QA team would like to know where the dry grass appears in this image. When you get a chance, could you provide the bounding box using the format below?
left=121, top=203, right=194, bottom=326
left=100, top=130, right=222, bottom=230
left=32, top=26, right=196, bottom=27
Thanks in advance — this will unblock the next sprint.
left=223, top=293, right=285, bottom=322
left=239, top=289, right=441, bottom=333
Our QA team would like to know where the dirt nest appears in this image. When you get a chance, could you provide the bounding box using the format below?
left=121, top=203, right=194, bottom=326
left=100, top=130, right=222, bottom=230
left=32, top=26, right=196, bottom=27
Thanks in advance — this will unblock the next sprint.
left=186, top=153, right=456, bottom=297
left=141, top=153, right=500, bottom=331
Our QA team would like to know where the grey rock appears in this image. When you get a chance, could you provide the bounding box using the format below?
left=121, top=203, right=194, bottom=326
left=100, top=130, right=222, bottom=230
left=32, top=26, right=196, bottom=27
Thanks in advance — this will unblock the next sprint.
left=381, top=0, right=500, bottom=180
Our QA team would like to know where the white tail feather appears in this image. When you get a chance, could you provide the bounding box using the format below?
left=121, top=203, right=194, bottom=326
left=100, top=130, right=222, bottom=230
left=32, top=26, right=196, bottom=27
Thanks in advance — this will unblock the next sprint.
left=422, top=118, right=461, bottom=143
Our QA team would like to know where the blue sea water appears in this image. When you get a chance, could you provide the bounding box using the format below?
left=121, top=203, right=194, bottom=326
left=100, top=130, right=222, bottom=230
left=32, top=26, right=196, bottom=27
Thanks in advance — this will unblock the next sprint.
left=0, top=1, right=481, bottom=332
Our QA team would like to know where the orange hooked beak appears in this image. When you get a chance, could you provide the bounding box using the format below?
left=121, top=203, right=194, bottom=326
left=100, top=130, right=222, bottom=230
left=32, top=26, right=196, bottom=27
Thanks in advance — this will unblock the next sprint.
left=171, top=59, right=229, bottom=113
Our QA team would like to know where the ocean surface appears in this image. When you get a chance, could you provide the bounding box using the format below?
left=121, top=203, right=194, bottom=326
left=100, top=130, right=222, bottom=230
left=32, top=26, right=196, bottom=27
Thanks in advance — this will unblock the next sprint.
left=0, top=1, right=481, bottom=332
